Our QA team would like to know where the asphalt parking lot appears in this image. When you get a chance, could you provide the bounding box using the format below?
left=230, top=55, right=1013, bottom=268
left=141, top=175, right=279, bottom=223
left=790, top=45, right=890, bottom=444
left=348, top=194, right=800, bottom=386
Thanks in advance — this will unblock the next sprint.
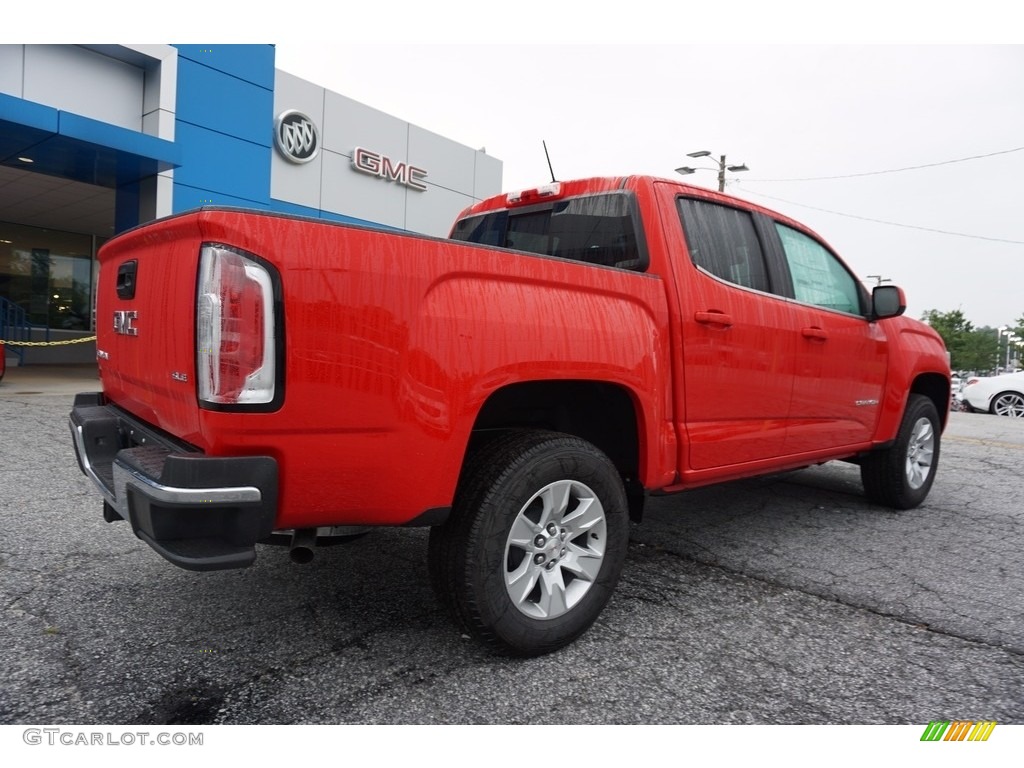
left=1, top=365, right=1022, bottom=726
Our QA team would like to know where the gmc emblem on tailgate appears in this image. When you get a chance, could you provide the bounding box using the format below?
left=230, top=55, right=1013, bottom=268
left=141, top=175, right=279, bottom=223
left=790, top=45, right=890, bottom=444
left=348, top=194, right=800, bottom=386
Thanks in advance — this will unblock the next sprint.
left=113, top=311, right=138, bottom=336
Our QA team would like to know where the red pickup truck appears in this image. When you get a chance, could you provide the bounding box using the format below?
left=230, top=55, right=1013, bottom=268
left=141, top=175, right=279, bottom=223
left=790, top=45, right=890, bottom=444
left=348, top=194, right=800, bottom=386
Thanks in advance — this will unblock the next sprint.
left=70, top=175, right=950, bottom=655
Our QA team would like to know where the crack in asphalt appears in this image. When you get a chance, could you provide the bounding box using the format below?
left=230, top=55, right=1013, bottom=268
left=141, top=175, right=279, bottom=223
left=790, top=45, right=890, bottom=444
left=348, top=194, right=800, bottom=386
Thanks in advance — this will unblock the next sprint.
left=620, top=541, right=1024, bottom=658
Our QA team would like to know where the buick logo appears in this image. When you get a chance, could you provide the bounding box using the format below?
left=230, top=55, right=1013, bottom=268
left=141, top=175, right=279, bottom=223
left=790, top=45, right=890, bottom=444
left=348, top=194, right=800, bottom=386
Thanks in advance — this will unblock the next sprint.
left=274, top=110, right=320, bottom=164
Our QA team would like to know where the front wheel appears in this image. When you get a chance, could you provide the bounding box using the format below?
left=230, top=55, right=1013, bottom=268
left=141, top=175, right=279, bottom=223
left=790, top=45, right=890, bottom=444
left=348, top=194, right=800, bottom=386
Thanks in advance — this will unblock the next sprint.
left=861, top=394, right=940, bottom=509
left=428, top=430, right=629, bottom=656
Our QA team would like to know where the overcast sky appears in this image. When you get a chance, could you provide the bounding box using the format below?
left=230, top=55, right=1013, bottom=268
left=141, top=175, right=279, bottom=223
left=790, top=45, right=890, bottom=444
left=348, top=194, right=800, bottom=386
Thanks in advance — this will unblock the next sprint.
left=274, top=40, right=1024, bottom=330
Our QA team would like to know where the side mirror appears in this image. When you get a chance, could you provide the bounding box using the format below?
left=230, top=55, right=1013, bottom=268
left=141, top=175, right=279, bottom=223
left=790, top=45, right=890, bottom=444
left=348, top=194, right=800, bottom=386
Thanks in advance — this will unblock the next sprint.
left=872, top=284, right=906, bottom=320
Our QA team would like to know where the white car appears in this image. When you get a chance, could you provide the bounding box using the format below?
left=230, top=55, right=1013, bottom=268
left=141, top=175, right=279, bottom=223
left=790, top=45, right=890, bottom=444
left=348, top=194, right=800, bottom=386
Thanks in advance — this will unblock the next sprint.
left=960, top=371, right=1024, bottom=417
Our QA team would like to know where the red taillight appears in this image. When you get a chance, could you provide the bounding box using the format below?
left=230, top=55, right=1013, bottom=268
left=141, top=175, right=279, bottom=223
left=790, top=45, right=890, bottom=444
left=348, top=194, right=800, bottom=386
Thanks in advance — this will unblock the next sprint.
left=197, top=245, right=276, bottom=405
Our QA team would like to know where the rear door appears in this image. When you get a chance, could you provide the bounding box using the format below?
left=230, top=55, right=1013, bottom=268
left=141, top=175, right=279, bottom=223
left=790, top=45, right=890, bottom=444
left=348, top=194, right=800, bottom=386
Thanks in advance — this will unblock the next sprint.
left=669, top=195, right=797, bottom=471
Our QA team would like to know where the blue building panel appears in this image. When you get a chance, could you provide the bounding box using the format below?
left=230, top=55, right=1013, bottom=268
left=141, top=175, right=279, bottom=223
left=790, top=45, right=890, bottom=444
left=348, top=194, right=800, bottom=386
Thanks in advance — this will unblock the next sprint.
left=174, top=182, right=271, bottom=213
left=268, top=198, right=402, bottom=231
left=59, top=111, right=180, bottom=167
left=172, top=122, right=271, bottom=209
left=174, top=57, right=273, bottom=147
left=174, top=45, right=275, bottom=91
left=0, top=92, right=59, bottom=133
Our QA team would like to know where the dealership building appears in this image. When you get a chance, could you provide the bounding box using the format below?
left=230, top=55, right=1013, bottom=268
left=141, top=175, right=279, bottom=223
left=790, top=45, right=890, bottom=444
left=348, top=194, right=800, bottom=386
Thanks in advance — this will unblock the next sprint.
left=0, top=44, right=503, bottom=365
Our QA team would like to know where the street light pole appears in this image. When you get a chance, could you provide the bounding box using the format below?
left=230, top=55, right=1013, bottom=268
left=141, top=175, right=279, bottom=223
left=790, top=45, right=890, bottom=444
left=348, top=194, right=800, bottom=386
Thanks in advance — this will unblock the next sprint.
left=997, top=326, right=1019, bottom=372
left=716, top=154, right=727, bottom=192
left=675, top=150, right=749, bottom=192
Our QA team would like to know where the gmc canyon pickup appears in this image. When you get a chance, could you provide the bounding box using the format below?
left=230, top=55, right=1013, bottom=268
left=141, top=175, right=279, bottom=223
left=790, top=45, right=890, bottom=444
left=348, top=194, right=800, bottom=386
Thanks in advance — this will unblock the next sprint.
left=70, top=175, right=951, bottom=656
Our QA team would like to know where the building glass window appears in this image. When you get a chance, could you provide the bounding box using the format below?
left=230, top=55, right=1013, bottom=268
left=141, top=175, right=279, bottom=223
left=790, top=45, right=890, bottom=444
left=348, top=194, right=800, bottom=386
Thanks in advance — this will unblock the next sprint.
left=0, top=222, right=102, bottom=332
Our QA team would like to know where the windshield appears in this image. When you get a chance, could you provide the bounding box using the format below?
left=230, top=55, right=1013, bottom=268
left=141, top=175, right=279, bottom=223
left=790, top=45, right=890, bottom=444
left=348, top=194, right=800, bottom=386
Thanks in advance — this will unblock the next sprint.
left=450, top=192, right=645, bottom=271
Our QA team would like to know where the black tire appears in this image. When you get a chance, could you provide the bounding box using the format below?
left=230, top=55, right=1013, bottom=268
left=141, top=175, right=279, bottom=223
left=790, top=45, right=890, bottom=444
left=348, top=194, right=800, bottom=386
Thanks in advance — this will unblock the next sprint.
left=428, top=430, right=629, bottom=657
left=989, top=390, right=1024, bottom=418
left=861, top=394, right=940, bottom=509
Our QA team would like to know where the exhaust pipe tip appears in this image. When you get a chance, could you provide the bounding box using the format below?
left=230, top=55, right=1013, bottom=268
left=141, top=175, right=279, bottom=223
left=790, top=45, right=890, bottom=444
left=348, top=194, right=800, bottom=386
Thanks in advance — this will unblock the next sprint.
left=289, top=528, right=317, bottom=564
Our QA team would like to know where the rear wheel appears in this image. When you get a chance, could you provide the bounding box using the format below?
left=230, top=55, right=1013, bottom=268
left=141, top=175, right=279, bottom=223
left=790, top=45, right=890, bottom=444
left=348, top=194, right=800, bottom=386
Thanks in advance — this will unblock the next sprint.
left=861, top=394, right=940, bottom=509
left=428, top=430, right=629, bottom=656
left=990, top=391, right=1024, bottom=418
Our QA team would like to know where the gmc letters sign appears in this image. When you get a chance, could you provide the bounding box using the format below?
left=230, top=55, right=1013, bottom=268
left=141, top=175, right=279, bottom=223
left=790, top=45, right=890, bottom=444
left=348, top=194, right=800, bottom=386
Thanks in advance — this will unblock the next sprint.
left=352, top=147, right=428, bottom=192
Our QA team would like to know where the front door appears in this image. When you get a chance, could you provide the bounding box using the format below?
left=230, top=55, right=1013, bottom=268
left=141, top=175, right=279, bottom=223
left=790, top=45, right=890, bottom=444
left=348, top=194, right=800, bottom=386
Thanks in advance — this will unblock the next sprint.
left=772, top=222, right=888, bottom=454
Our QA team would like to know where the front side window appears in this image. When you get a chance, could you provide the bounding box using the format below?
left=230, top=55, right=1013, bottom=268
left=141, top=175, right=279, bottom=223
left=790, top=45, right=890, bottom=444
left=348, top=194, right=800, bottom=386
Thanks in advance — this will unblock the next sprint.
left=450, top=192, right=644, bottom=271
left=676, top=198, right=770, bottom=293
left=775, top=224, right=862, bottom=315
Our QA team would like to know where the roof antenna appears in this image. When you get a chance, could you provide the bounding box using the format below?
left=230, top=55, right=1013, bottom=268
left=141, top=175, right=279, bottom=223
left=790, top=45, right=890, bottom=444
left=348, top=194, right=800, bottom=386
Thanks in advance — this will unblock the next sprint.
left=542, top=140, right=557, bottom=183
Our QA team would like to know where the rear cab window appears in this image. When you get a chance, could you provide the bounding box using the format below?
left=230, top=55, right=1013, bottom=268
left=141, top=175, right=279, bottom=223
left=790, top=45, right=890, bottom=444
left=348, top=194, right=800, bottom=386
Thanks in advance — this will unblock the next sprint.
left=450, top=192, right=647, bottom=271
left=676, top=198, right=772, bottom=293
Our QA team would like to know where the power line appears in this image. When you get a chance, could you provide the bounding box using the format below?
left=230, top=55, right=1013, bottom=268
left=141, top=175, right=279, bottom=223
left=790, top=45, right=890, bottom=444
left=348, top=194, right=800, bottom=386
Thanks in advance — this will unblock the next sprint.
left=739, top=188, right=1024, bottom=245
left=745, top=146, right=1024, bottom=182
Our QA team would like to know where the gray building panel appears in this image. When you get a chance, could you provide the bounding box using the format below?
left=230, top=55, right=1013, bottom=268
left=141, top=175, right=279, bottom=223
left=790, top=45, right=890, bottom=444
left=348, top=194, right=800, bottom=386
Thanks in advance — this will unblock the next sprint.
left=475, top=151, right=504, bottom=199
left=266, top=68, right=504, bottom=235
left=408, top=124, right=475, bottom=193
left=322, top=91, right=409, bottom=161
left=22, top=45, right=145, bottom=132
left=0, top=45, right=24, bottom=97
left=321, top=149, right=407, bottom=231
left=270, top=70, right=327, bottom=211
left=406, top=184, right=475, bottom=238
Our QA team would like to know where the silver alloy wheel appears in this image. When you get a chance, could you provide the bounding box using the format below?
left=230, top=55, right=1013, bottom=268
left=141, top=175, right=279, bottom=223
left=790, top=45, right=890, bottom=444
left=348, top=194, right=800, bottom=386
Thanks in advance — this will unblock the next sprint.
left=504, top=479, right=607, bottom=620
left=993, top=392, right=1024, bottom=418
left=904, top=416, right=935, bottom=489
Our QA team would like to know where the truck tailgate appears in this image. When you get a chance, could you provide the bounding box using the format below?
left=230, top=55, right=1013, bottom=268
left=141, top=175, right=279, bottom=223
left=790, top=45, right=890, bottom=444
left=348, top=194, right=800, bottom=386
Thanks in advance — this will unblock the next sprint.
left=96, top=215, right=205, bottom=445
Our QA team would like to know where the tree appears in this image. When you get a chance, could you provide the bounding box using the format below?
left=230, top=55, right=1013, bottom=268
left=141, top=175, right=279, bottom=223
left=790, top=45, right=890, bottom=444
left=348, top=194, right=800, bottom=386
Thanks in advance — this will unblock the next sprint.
left=1009, top=313, right=1024, bottom=369
left=920, top=309, right=999, bottom=373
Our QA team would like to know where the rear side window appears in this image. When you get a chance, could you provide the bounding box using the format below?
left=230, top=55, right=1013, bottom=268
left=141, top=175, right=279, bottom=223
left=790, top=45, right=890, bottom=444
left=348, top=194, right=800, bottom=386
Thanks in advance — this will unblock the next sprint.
left=775, top=223, right=863, bottom=315
left=450, top=192, right=645, bottom=271
left=676, top=198, right=770, bottom=293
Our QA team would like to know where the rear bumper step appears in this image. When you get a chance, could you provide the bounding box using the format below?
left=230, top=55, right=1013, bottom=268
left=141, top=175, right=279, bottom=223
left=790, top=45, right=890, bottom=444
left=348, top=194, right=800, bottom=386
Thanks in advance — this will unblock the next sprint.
left=69, top=392, right=278, bottom=571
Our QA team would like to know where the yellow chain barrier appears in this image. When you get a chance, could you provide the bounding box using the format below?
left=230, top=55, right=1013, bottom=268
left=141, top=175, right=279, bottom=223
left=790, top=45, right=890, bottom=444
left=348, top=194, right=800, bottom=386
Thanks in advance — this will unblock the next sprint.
left=1, top=336, right=97, bottom=346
